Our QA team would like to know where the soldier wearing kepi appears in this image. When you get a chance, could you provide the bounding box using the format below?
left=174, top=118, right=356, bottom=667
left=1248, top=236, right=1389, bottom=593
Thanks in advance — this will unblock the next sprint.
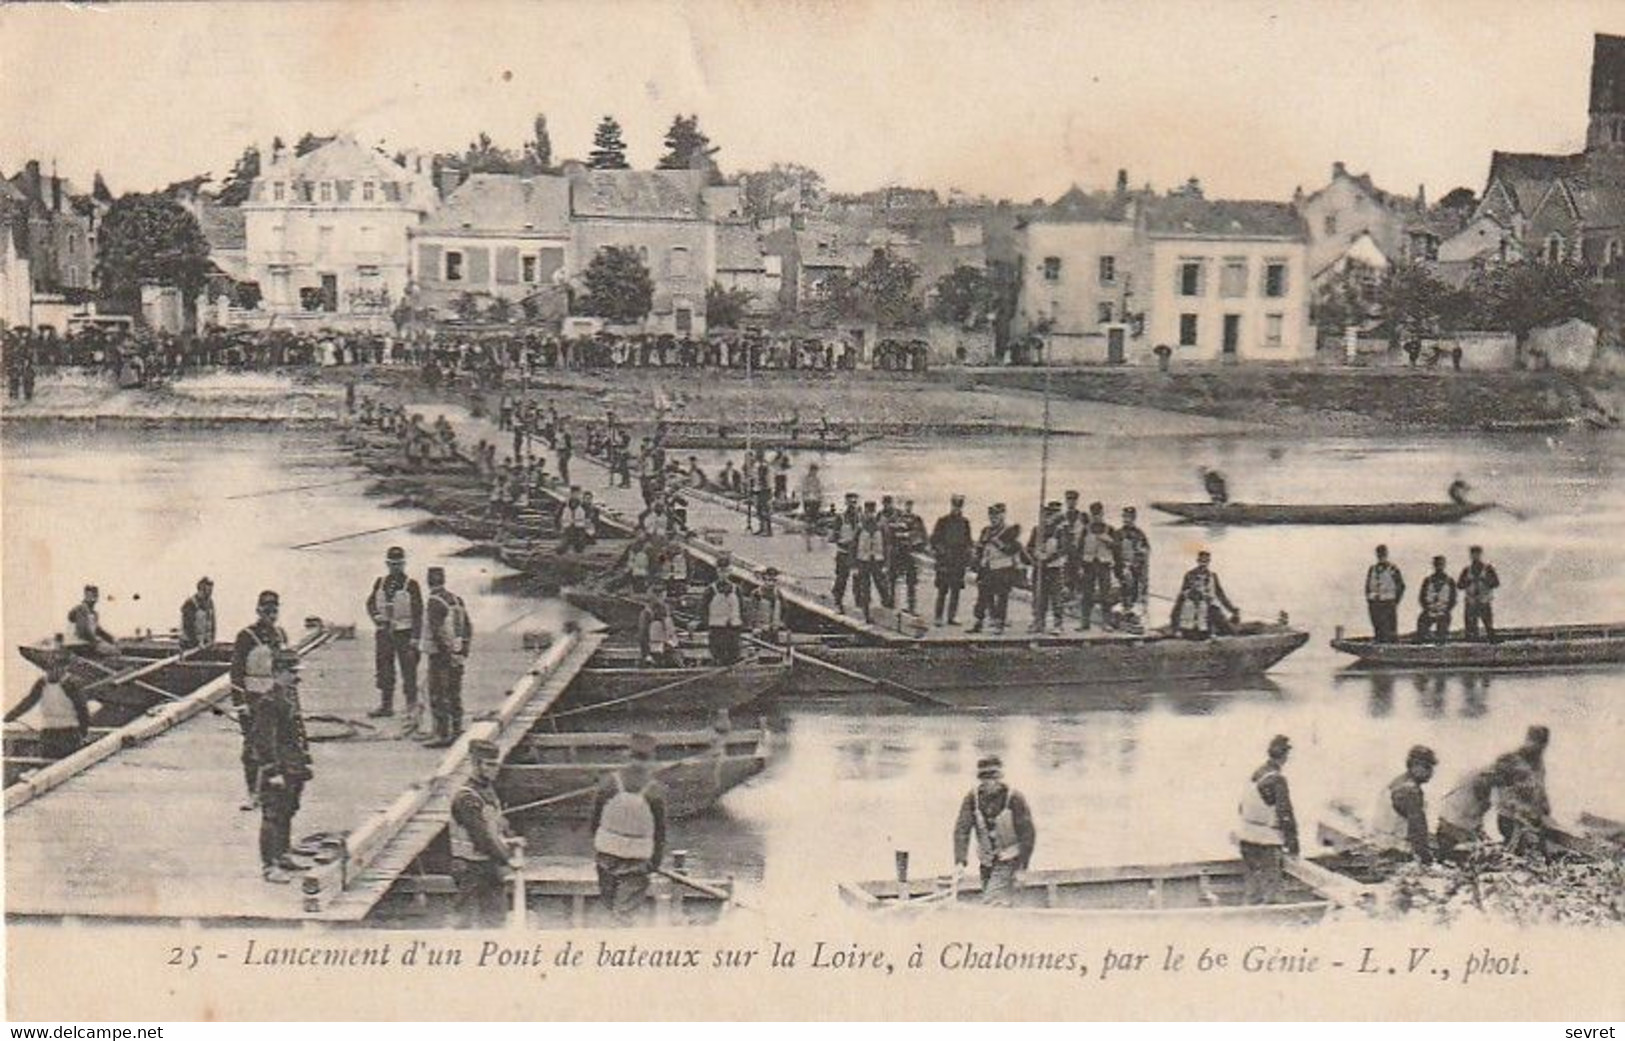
left=1417, top=555, right=1457, bottom=643
left=179, top=577, right=217, bottom=650
left=1369, top=745, right=1438, bottom=865
left=952, top=755, right=1036, bottom=907
left=421, top=566, right=473, bottom=749
left=1114, top=506, right=1151, bottom=627
left=253, top=648, right=313, bottom=884
left=68, top=585, right=118, bottom=656
left=449, top=738, right=519, bottom=928
left=591, top=733, right=669, bottom=925
left=1458, top=545, right=1501, bottom=643
left=1236, top=734, right=1299, bottom=905
left=230, top=590, right=287, bottom=811
left=4, top=651, right=90, bottom=760
left=366, top=546, right=424, bottom=730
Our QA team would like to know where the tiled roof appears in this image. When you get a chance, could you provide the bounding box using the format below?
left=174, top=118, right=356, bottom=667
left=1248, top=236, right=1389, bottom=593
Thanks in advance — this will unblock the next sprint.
left=716, top=222, right=765, bottom=271
left=1486, top=151, right=1586, bottom=215
left=282, top=135, right=411, bottom=184
left=1035, top=185, right=1134, bottom=223
left=423, top=174, right=570, bottom=234
left=569, top=169, right=709, bottom=220
left=1143, top=196, right=1305, bottom=239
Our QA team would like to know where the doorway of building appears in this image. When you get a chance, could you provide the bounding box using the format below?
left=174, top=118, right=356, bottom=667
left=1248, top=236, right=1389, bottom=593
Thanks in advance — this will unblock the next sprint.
left=1107, top=325, right=1126, bottom=365
left=1222, top=314, right=1241, bottom=358
left=320, top=274, right=339, bottom=313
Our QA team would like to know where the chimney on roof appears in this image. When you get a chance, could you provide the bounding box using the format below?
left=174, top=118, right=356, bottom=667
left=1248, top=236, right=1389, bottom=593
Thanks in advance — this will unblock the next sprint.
left=1115, top=169, right=1129, bottom=197
left=1417, top=184, right=1427, bottom=211
left=1332, top=161, right=1347, bottom=179
left=24, top=160, right=42, bottom=203
left=1292, top=185, right=1305, bottom=209
left=51, top=164, right=62, bottom=213
left=436, top=165, right=463, bottom=200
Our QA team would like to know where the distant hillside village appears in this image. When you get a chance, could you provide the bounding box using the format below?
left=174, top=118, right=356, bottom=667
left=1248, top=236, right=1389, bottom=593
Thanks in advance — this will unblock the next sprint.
left=6, top=33, right=1625, bottom=372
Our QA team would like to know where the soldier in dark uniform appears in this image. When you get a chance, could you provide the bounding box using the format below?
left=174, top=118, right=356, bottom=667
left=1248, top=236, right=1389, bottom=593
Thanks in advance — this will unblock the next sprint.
left=254, top=648, right=313, bottom=884
left=230, top=590, right=287, bottom=810
left=421, top=567, right=473, bottom=749
left=366, top=546, right=424, bottom=729
left=830, top=493, right=862, bottom=612
left=888, top=499, right=928, bottom=614
left=179, top=576, right=217, bottom=650
left=930, top=494, right=974, bottom=626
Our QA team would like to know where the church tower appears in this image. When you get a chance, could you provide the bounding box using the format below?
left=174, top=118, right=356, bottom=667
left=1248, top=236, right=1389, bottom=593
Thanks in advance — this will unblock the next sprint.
left=1586, top=33, right=1625, bottom=153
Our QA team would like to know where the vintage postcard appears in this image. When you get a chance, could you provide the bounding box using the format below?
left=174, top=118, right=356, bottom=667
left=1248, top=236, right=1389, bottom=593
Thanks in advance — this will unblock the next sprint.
left=2, top=0, right=1622, bottom=1023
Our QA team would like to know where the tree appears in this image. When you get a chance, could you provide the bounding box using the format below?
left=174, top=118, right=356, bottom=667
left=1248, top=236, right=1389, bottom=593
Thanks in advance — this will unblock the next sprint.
left=464, top=132, right=519, bottom=174
left=1465, top=260, right=1595, bottom=350
left=579, top=246, right=653, bottom=322
left=824, top=248, right=922, bottom=329
left=706, top=282, right=754, bottom=329
left=739, top=163, right=825, bottom=222
left=658, top=114, right=718, bottom=172
left=931, top=265, right=992, bottom=326
left=295, top=132, right=334, bottom=157
left=528, top=114, right=553, bottom=171
left=216, top=146, right=261, bottom=206
left=97, top=193, right=211, bottom=312
left=1438, top=186, right=1478, bottom=213
left=1376, top=261, right=1468, bottom=345
left=588, top=116, right=630, bottom=170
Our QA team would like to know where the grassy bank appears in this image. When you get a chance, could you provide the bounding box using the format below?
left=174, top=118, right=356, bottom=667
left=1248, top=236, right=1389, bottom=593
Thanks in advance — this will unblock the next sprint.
left=971, top=366, right=1622, bottom=433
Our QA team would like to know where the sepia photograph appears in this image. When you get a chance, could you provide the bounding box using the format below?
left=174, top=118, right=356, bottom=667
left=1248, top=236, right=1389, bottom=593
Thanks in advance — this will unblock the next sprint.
left=1, top=0, right=1621, bottom=1024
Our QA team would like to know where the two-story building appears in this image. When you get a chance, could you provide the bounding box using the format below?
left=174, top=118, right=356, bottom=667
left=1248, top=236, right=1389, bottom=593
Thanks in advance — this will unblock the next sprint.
left=242, top=135, right=435, bottom=316
left=565, top=165, right=738, bottom=335
left=1142, top=197, right=1312, bottom=362
left=1295, top=162, right=1421, bottom=289
left=713, top=221, right=780, bottom=318
left=6, top=161, right=99, bottom=297
left=409, top=173, right=571, bottom=316
left=1015, top=187, right=1138, bottom=362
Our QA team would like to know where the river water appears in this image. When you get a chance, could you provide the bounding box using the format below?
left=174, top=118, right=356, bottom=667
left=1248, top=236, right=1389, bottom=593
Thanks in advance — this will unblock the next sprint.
left=3, top=422, right=1621, bottom=917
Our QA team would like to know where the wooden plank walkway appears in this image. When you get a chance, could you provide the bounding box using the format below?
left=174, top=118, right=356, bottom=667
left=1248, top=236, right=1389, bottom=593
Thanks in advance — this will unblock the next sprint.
left=4, top=611, right=593, bottom=923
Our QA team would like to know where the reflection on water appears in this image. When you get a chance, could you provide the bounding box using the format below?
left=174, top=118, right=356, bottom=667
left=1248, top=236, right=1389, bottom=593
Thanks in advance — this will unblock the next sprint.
left=3, top=425, right=1623, bottom=916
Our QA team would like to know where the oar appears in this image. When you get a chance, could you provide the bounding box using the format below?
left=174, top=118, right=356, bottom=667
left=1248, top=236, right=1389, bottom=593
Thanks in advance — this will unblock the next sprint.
left=72, top=651, right=240, bottom=722
left=747, top=633, right=951, bottom=709
left=75, top=645, right=203, bottom=699
left=546, top=658, right=752, bottom=721
left=655, top=867, right=763, bottom=914
left=1490, top=502, right=1530, bottom=522
left=226, top=474, right=369, bottom=500
left=290, top=520, right=421, bottom=551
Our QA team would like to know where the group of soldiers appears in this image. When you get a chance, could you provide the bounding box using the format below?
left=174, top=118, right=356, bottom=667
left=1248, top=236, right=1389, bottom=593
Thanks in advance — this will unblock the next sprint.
left=1362, top=543, right=1503, bottom=643
left=953, top=724, right=1560, bottom=908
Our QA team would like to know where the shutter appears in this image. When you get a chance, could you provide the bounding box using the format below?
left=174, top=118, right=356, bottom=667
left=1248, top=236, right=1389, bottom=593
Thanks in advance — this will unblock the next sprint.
left=336, top=180, right=354, bottom=202
left=418, top=244, right=443, bottom=284
left=536, top=247, right=564, bottom=283
left=495, top=247, right=520, bottom=284
left=466, top=247, right=491, bottom=285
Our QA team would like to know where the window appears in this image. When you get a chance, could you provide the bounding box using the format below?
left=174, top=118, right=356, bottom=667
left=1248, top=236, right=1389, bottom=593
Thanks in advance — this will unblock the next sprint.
left=359, top=225, right=378, bottom=251
left=1179, top=313, right=1199, bottom=346
left=319, top=181, right=332, bottom=203
left=1098, top=255, right=1116, bottom=285
left=273, top=182, right=285, bottom=202
left=670, top=246, right=691, bottom=277
left=445, top=250, right=464, bottom=282
left=1097, top=302, right=1114, bottom=324
left=638, top=246, right=650, bottom=265
left=1178, top=260, right=1203, bottom=297
left=317, top=225, right=334, bottom=256
left=362, top=181, right=375, bottom=202
left=1264, top=313, right=1284, bottom=348
left=1264, top=261, right=1289, bottom=298
left=1608, top=239, right=1624, bottom=270
left=1042, top=256, right=1062, bottom=282
left=1220, top=259, right=1247, bottom=298
left=1546, top=234, right=1565, bottom=264
left=522, top=254, right=539, bottom=283
left=1323, top=214, right=1337, bottom=235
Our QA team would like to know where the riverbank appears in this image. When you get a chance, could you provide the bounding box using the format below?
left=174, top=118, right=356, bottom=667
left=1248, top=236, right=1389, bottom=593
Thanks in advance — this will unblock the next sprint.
left=972, top=365, right=1624, bottom=434
left=0, top=366, right=1257, bottom=437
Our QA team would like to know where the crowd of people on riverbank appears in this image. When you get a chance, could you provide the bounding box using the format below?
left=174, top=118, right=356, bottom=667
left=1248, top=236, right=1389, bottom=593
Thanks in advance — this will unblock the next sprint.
left=0, top=322, right=931, bottom=394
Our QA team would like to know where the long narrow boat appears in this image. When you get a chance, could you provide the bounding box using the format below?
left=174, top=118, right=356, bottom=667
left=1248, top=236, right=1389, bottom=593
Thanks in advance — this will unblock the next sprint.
left=659, top=433, right=877, bottom=453
left=498, top=727, right=769, bottom=819
left=12, top=639, right=233, bottom=729
left=838, top=856, right=1357, bottom=923
left=496, top=540, right=626, bottom=589
left=789, top=624, right=1309, bottom=702
left=1329, top=623, right=1625, bottom=670
left=1151, top=500, right=1491, bottom=525
left=543, top=644, right=788, bottom=723
left=373, top=857, right=734, bottom=928
left=1480, top=417, right=1579, bottom=434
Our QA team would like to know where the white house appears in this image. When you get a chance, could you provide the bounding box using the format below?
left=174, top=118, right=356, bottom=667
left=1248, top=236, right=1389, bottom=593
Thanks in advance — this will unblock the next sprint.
left=242, top=135, right=435, bottom=316
left=1014, top=187, right=1138, bottom=363
left=1141, top=197, right=1313, bottom=362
